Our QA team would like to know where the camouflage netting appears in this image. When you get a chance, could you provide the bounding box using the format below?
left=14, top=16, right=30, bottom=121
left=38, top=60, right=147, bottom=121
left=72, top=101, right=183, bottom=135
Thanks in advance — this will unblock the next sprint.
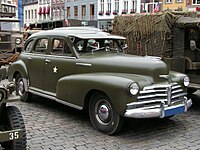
left=112, top=11, right=200, bottom=58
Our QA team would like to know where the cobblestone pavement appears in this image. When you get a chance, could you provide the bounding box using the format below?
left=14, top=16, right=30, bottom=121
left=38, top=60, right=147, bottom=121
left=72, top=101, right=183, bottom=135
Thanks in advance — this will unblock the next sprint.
left=6, top=91, right=200, bottom=150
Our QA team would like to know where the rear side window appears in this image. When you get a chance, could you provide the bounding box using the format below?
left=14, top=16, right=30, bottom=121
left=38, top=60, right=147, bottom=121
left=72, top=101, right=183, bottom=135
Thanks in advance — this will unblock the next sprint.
left=34, top=38, right=48, bottom=53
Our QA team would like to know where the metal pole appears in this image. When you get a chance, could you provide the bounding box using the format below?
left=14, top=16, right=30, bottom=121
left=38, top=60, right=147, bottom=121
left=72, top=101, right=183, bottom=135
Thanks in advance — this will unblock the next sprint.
left=152, top=0, right=154, bottom=12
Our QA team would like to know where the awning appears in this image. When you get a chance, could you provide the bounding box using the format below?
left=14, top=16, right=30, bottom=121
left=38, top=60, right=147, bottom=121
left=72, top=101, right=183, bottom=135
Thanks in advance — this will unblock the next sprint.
left=38, top=7, right=42, bottom=15
left=46, top=6, right=50, bottom=14
left=42, top=7, right=46, bottom=14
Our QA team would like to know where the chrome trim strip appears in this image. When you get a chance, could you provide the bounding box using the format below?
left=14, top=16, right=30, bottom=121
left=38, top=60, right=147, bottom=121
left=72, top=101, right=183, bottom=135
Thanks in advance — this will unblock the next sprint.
left=76, top=62, right=92, bottom=67
left=28, top=89, right=83, bottom=110
left=127, top=99, right=167, bottom=106
left=138, top=93, right=167, bottom=99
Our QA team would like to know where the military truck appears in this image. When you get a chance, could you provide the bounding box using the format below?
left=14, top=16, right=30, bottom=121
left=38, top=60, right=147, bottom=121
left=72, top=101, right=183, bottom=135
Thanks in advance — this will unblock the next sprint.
left=0, top=68, right=26, bottom=149
left=112, top=11, right=200, bottom=94
left=0, top=18, right=23, bottom=66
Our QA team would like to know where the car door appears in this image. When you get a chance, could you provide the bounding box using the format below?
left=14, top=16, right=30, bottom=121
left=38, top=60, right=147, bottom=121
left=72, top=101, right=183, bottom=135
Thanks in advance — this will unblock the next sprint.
left=25, top=38, right=48, bottom=92
left=43, top=37, right=76, bottom=96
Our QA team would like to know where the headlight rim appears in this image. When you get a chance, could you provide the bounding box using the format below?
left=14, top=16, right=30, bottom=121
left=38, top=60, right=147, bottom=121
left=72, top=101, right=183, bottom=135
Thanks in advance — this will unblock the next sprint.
left=129, top=82, right=139, bottom=96
left=15, top=37, right=22, bottom=45
left=183, top=76, right=190, bottom=87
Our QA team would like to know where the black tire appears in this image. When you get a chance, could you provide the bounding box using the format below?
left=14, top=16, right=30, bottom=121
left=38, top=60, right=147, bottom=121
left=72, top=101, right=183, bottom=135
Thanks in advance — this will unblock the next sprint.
left=15, top=73, right=32, bottom=102
left=89, top=92, right=124, bottom=135
left=1, top=106, right=27, bottom=150
left=187, top=88, right=197, bottom=95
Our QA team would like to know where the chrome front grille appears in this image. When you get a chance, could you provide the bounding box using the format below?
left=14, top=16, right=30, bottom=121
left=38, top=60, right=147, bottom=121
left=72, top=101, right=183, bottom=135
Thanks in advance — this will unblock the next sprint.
left=137, top=83, right=187, bottom=104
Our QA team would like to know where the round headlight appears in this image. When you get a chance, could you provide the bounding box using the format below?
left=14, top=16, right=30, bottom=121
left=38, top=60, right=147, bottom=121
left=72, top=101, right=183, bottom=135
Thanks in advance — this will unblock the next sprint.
left=15, top=38, right=22, bottom=45
left=183, top=76, right=190, bottom=87
left=129, top=83, right=139, bottom=95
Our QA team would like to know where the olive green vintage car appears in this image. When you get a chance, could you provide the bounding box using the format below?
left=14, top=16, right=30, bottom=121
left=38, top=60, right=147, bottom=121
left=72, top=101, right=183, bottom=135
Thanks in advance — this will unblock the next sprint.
left=8, top=27, right=192, bottom=134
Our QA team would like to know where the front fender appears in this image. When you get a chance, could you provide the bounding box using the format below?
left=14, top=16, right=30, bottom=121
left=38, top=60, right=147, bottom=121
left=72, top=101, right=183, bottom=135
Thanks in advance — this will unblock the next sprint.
left=8, top=60, right=28, bottom=81
left=56, top=73, right=153, bottom=115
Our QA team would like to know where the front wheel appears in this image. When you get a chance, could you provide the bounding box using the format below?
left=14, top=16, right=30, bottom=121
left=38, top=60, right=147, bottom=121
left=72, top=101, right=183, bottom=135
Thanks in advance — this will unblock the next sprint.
left=89, top=92, right=124, bottom=135
left=0, top=106, right=27, bottom=150
left=15, top=73, right=31, bottom=102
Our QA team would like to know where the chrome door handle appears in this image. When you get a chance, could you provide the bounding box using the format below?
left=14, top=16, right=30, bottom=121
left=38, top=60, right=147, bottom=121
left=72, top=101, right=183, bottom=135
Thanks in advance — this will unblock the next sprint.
left=45, top=59, right=51, bottom=63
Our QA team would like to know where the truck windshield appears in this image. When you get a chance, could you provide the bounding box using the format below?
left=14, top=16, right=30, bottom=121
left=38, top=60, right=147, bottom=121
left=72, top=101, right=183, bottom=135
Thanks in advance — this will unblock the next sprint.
left=0, top=22, right=20, bottom=32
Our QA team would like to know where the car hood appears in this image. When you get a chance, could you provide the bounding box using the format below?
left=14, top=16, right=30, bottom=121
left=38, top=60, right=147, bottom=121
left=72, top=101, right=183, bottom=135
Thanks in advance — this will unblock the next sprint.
left=78, top=53, right=168, bottom=82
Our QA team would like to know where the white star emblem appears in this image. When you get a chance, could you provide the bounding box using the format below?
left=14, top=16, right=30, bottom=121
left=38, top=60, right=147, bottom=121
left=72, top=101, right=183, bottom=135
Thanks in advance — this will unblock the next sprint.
left=77, top=44, right=83, bottom=51
left=53, top=66, right=58, bottom=73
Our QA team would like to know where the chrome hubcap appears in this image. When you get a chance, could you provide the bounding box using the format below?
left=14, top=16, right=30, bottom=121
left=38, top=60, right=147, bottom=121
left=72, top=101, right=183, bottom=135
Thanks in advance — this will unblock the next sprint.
left=18, top=80, right=25, bottom=96
left=98, top=104, right=109, bottom=121
left=95, top=100, right=112, bottom=125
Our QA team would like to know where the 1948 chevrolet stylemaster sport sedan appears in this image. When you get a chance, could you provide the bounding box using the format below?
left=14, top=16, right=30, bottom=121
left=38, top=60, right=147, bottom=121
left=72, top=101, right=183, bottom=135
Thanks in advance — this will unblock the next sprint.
left=8, top=27, right=192, bottom=134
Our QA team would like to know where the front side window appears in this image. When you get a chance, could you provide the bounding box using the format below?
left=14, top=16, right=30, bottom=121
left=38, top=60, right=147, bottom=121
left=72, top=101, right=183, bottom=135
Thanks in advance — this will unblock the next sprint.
left=34, top=38, right=48, bottom=53
left=25, top=40, right=34, bottom=52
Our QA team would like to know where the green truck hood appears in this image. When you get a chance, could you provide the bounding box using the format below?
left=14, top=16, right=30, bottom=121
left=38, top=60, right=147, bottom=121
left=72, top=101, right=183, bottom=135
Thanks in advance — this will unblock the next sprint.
left=78, top=53, right=168, bottom=82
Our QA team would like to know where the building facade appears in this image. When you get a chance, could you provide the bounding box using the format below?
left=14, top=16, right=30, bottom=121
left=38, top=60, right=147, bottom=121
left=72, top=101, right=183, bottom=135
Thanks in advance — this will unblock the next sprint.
left=186, top=0, right=200, bottom=12
left=38, top=0, right=51, bottom=22
left=97, top=0, right=162, bottom=31
left=52, top=0, right=64, bottom=21
left=23, top=0, right=38, bottom=28
left=0, top=0, right=16, bottom=18
left=162, top=0, right=187, bottom=11
left=66, top=0, right=98, bottom=27
left=162, top=0, right=200, bottom=12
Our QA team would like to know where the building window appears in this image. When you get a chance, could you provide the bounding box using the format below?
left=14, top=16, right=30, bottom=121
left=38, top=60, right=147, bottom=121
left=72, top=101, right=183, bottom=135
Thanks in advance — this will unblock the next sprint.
left=100, top=0, right=104, bottom=13
left=28, top=10, right=30, bottom=19
left=166, top=0, right=172, bottom=3
left=114, top=0, right=119, bottom=13
left=107, top=0, right=111, bottom=13
left=90, top=4, right=94, bottom=20
left=67, top=7, right=70, bottom=17
left=74, top=6, right=78, bottom=17
left=35, top=9, right=37, bottom=19
left=82, top=5, right=86, bottom=16
left=31, top=10, right=34, bottom=19
left=25, top=10, right=27, bottom=19
left=123, top=0, right=128, bottom=13
left=176, top=0, right=183, bottom=2
left=192, top=0, right=200, bottom=4
left=132, top=0, right=136, bottom=12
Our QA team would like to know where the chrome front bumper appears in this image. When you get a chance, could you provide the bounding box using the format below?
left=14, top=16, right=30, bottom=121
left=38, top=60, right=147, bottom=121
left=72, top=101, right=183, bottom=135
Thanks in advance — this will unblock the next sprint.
left=124, top=97, right=192, bottom=118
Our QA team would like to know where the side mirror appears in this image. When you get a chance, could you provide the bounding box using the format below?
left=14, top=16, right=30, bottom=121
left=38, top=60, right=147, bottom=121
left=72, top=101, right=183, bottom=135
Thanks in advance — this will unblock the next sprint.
left=190, top=40, right=196, bottom=51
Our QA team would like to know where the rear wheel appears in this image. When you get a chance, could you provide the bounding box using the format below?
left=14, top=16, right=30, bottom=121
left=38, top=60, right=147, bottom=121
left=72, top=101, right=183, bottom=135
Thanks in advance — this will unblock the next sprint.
left=1, top=106, right=27, bottom=150
left=15, top=73, right=31, bottom=102
left=89, top=92, right=124, bottom=135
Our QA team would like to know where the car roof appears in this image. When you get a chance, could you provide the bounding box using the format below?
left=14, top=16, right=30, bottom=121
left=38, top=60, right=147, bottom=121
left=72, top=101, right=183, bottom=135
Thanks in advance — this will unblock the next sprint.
left=29, top=27, right=126, bottom=40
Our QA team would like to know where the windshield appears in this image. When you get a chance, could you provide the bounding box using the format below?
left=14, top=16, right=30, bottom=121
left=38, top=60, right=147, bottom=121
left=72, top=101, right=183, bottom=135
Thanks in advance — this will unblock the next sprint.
left=0, top=22, right=20, bottom=32
left=74, top=38, right=127, bottom=54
